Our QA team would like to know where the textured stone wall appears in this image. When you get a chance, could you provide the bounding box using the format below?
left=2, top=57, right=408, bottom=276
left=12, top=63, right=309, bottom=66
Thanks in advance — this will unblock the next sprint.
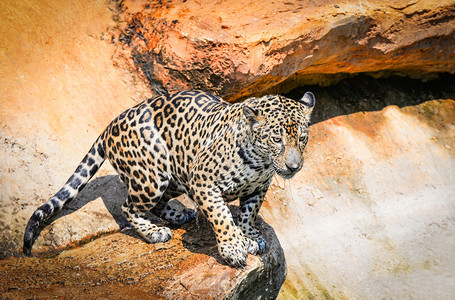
left=112, top=0, right=455, bottom=100
left=270, top=77, right=455, bottom=299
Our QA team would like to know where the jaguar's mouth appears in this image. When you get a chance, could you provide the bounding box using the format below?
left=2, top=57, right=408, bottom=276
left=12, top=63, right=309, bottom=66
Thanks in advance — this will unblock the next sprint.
left=273, top=163, right=301, bottom=179
left=276, top=169, right=298, bottom=179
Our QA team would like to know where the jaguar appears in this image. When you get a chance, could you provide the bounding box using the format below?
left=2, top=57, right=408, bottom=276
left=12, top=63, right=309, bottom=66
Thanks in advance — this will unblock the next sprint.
left=23, top=90, right=315, bottom=267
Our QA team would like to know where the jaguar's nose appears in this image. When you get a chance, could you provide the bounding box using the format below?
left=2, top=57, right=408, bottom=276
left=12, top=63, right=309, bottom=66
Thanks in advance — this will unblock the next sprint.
left=285, top=162, right=299, bottom=173
left=285, top=147, right=301, bottom=173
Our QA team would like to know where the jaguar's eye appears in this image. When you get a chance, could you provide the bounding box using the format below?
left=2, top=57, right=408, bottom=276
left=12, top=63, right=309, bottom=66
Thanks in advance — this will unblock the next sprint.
left=299, top=135, right=308, bottom=143
left=271, top=136, right=282, bottom=144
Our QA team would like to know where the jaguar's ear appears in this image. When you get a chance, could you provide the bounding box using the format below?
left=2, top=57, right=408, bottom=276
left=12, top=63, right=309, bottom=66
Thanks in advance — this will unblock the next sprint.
left=243, top=106, right=260, bottom=125
left=299, top=92, right=315, bottom=110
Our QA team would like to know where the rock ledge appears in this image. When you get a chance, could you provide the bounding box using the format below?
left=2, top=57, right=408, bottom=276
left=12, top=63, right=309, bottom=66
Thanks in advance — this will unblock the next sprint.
left=1, top=203, right=286, bottom=299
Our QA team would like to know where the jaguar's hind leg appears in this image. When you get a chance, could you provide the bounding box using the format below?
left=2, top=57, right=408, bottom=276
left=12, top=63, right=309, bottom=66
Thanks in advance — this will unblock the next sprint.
left=152, top=189, right=196, bottom=226
left=121, top=194, right=173, bottom=243
left=106, top=121, right=175, bottom=243
left=117, top=159, right=173, bottom=243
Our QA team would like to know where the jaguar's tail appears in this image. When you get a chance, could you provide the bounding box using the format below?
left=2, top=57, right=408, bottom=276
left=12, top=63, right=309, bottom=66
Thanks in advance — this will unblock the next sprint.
left=23, top=134, right=106, bottom=256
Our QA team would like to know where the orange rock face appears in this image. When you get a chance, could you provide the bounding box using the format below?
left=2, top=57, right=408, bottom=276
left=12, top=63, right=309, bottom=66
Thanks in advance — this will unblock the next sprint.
left=0, top=0, right=152, bottom=256
left=114, top=0, right=455, bottom=100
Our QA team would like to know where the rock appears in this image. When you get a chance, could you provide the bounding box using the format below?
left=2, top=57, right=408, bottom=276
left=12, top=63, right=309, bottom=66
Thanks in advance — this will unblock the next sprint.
left=112, top=0, right=455, bottom=100
left=260, top=88, right=455, bottom=298
left=25, top=176, right=127, bottom=253
left=0, top=207, right=286, bottom=299
left=0, top=0, right=153, bottom=255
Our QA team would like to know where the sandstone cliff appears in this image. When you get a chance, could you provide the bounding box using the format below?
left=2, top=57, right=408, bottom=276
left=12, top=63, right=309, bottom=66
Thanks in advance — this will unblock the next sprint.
left=113, top=0, right=455, bottom=100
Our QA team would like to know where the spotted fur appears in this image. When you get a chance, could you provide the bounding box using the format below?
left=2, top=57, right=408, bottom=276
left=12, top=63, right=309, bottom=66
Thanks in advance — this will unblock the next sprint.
left=23, top=90, right=315, bottom=267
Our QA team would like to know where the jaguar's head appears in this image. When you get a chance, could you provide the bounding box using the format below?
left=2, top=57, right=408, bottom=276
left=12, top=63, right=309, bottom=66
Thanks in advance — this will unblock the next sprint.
left=243, top=92, right=315, bottom=179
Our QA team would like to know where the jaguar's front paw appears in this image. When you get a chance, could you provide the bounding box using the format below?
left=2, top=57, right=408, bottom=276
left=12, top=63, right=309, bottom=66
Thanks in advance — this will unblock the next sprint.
left=256, top=236, right=266, bottom=253
left=245, top=235, right=266, bottom=255
left=219, top=239, right=248, bottom=268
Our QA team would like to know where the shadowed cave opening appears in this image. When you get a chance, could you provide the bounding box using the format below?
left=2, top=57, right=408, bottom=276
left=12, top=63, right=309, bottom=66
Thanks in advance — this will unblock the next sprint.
left=284, top=73, right=455, bottom=125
